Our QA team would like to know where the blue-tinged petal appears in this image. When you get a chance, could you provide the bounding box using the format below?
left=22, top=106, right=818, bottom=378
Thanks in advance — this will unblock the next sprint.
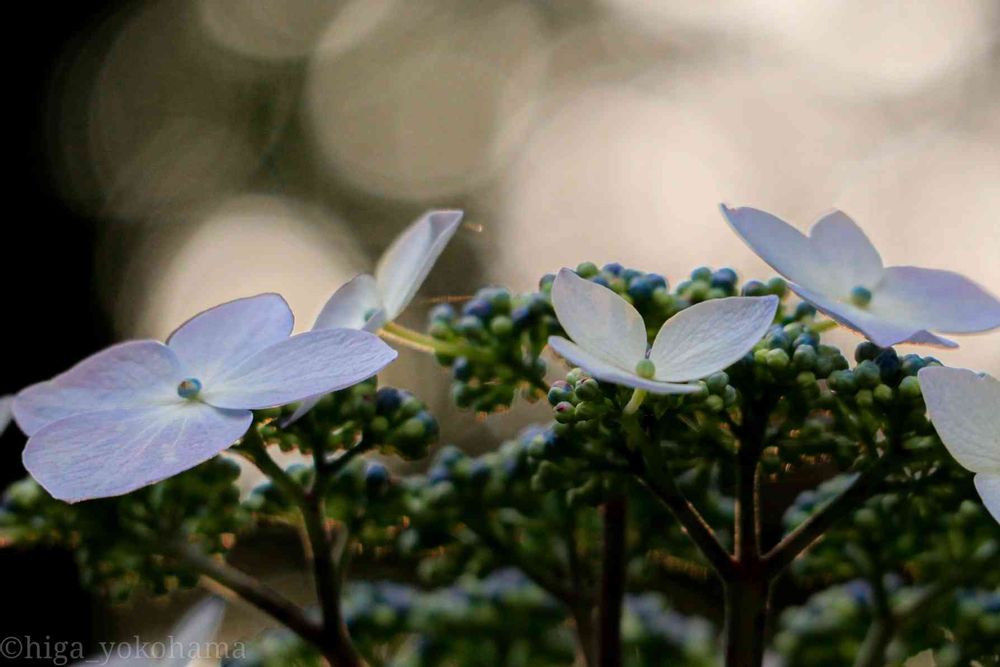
left=918, top=366, right=1000, bottom=475
left=548, top=336, right=701, bottom=395
left=551, top=268, right=647, bottom=370
left=810, top=210, right=883, bottom=292
left=168, top=293, right=294, bottom=384
left=13, top=341, right=182, bottom=436
left=648, top=296, right=778, bottom=382
left=790, top=283, right=957, bottom=348
left=313, top=274, right=384, bottom=332
left=974, top=474, right=1000, bottom=524
left=23, top=403, right=252, bottom=503
left=375, top=210, right=463, bottom=320
left=876, top=266, right=1000, bottom=334
left=205, top=328, right=397, bottom=409
left=721, top=204, right=835, bottom=294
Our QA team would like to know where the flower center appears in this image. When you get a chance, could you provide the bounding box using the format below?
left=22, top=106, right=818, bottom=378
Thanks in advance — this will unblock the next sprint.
left=849, top=286, right=872, bottom=308
left=635, top=359, right=656, bottom=379
left=177, top=377, right=203, bottom=399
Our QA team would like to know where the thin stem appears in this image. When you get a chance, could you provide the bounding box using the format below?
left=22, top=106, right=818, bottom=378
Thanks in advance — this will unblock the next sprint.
left=763, top=457, right=892, bottom=576
left=622, top=389, right=646, bottom=416
left=177, top=543, right=326, bottom=649
left=723, top=577, right=770, bottom=667
left=566, top=512, right=597, bottom=667
left=380, top=322, right=494, bottom=362
left=626, top=417, right=738, bottom=579
left=598, top=496, right=626, bottom=667
left=852, top=570, right=894, bottom=667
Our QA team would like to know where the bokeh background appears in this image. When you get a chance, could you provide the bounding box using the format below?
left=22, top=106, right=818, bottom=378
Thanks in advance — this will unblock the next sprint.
left=3, top=0, right=999, bottom=661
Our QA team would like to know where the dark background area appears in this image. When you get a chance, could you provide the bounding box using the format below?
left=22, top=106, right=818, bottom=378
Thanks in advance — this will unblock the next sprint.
left=3, top=2, right=117, bottom=652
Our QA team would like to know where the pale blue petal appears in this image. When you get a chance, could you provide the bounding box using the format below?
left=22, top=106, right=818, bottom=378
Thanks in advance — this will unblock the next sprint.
left=206, top=328, right=397, bottom=409
left=314, top=274, right=384, bottom=332
left=918, top=366, right=1000, bottom=475
left=649, top=296, right=778, bottom=382
left=548, top=336, right=701, bottom=395
left=168, top=293, right=294, bottom=384
left=876, top=266, right=1000, bottom=334
left=974, top=474, right=1000, bottom=525
left=810, top=210, right=883, bottom=292
left=790, top=283, right=957, bottom=348
left=375, top=210, right=463, bottom=320
left=23, top=403, right=252, bottom=503
left=13, top=341, right=182, bottom=436
left=551, top=268, right=648, bottom=369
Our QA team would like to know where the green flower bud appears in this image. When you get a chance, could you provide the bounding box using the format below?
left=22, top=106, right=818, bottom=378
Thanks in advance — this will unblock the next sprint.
left=576, top=261, right=599, bottom=278
left=706, top=371, right=729, bottom=394
left=899, top=375, right=922, bottom=399
left=765, top=348, right=790, bottom=371
left=574, top=378, right=603, bottom=402
left=489, top=315, right=514, bottom=337
left=854, top=360, right=881, bottom=388
left=793, top=345, right=817, bottom=371
left=635, top=359, right=656, bottom=379
left=873, top=384, right=893, bottom=404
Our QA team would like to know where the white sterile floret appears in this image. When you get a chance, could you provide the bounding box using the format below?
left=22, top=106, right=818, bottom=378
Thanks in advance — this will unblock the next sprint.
left=285, top=209, right=462, bottom=424
left=721, top=204, right=1000, bottom=348
left=14, top=294, right=397, bottom=502
left=547, top=268, right=778, bottom=394
left=918, top=365, right=1000, bottom=524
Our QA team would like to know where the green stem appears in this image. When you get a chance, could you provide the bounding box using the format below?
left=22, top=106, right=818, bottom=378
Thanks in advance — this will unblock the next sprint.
left=381, top=322, right=494, bottom=362
left=809, top=319, right=838, bottom=334
left=598, top=495, right=626, bottom=667
left=622, top=389, right=646, bottom=416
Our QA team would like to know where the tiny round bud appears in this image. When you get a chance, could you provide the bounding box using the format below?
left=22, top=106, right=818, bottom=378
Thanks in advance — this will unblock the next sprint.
left=706, top=372, right=729, bottom=395
left=766, top=277, right=788, bottom=297
left=899, top=375, right=922, bottom=399
left=553, top=401, right=576, bottom=423
left=574, top=378, right=602, bottom=402
left=635, top=359, right=656, bottom=379
left=690, top=266, right=712, bottom=282
left=177, top=377, right=202, bottom=399
left=765, top=348, right=790, bottom=371
left=855, top=360, right=881, bottom=388
left=849, top=286, right=872, bottom=307
left=489, top=315, right=514, bottom=337
left=741, top=280, right=767, bottom=297
left=576, top=262, right=599, bottom=278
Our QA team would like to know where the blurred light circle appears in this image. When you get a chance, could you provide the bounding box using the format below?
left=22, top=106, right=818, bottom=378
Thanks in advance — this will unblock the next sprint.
left=305, top=0, right=548, bottom=201
left=132, top=195, right=367, bottom=339
left=85, top=1, right=294, bottom=221
left=492, top=83, right=744, bottom=288
left=781, top=0, right=997, bottom=96
left=197, top=0, right=342, bottom=61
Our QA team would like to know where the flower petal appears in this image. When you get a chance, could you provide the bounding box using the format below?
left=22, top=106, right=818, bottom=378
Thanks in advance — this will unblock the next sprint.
left=810, top=210, right=883, bottom=291
left=790, top=283, right=957, bottom=348
left=206, top=328, right=397, bottom=409
left=551, top=268, right=648, bottom=370
left=875, top=266, right=1000, bottom=334
left=974, top=474, right=1000, bottom=525
left=721, top=204, right=833, bottom=293
left=13, top=341, right=182, bottom=436
left=167, top=293, right=294, bottom=384
left=375, top=210, right=463, bottom=321
left=163, top=598, right=226, bottom=667
left=648, top=296, right=778, bottom=382
left=313, top=274, right=384, bottom=332
left=23, top=403, right=252, bottom=503
left=918, top=366, right=1000, bottom=475
left=548, top=337, right=701, bottom=395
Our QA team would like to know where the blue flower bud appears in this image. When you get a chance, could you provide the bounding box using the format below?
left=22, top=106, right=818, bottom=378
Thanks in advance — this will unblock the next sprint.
left=849, top=286, right=872, bottom=307
left=591, top=275, right=611, bottom=288
left=427, top=466, right=450, bottom=485
left=690, top=266, right=712, bottom=282
left=627, top=277, right=655, bottom=301
left=452, top=357, right=472, bottom=381
left=429, top=303, right=456, bottom=322
left=711, top=268, right=738, bottom=289
left=375, top=387, right=403, bottom=415
left=177, top=377, right=202, bottom=399
left=539, top=273, right=556, bottom=291
left=510, top=305, right=533, bottom=328
left=794, top=302, right=817, bottom=319
left=873, top=348, right=900, bottom=382
left=742, top=280, right=767, bottom=297
left=462, top=298, right=493, bottom=320
left=365, top=462, right=390, bottom=492
left=602, top=262, right=624, bottom=276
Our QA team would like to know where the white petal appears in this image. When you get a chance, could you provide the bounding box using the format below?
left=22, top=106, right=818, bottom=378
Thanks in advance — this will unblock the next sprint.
left=974, top=474, right=1000, bottom=525
left=551, top=268, right=648, bottom=369
left=648, top=296, right=778, bottom=382
left=281, top=395, right=323, bottom=427
left=168, top=293, right=293, bottom=384
left=206, top=328, right=397, bottom=409
left=790, top=283, right=957, bottom=348
left=13, top=341, right=182, bottom=436
left=810, top=210, right=883, bottom=291
left=162, top=598, right=226, bottom=667
left=721, top=204, right=833, bottom=293
left=875, top=266, right=1000, bottom=334
left=548, top=337, right=701, bottom=395
left=23, top=403, right=252, bottom=503
left=375, top=210, right=463, bottom=320
left=0, top=396, right=12, bottom=436
left=918, top=366, right=1000, bottom=475
left=313, top=274, right=384, bottom=332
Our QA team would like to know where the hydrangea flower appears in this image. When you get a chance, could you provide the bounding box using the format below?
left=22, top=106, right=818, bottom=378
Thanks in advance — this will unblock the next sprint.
left=14, top=294, right=397, bottom=503
left=285, top=209, right=462, bottom=423
left=721, top=204, right=1000, bottom=348
left=547, top=268, right=778, bottom=394
left=918, top=365, right=1000, bottom=524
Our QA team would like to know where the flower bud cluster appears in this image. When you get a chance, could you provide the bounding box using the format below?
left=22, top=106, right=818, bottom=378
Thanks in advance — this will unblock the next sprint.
left=0, top=458, right=246, bottom=601
left=428, top=286, right=550, bottom=412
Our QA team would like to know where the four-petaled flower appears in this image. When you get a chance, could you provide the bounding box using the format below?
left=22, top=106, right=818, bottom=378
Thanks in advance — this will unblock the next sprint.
left=13, top=294, right=397, bottom=502
left=721, top=204, right=1000, bottom=348
left=547, top=268, right=778, bottom=394
left=286, top=209, right=463, bottom=423
left=918, top=365, right=1000, bottom=524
